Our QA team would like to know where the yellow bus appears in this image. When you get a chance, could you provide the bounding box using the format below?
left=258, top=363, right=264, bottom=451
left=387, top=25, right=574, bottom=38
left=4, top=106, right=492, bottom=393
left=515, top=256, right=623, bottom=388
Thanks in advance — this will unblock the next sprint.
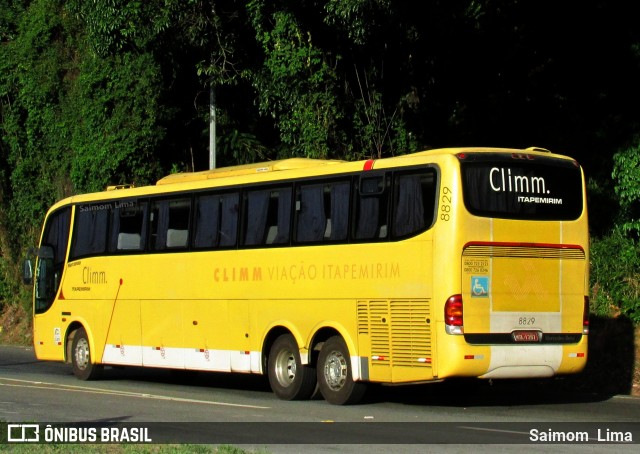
left=24, top=147, right=589, bottom=404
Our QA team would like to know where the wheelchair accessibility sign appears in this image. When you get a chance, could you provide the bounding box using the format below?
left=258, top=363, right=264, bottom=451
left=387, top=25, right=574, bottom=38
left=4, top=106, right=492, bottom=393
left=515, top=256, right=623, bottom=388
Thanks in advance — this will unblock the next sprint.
left=471, top=276, right=489, bottom=297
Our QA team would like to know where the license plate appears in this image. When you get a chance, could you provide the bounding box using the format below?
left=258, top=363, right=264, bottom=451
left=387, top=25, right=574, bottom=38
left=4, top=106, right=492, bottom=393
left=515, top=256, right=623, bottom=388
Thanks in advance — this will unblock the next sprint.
left=512, top=330, right=541, bottom=342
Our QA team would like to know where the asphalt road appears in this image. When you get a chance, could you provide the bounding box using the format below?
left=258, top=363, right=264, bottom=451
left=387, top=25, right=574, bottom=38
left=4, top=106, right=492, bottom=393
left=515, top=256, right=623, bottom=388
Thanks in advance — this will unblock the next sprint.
left=1, top=345, right=638, bottom=452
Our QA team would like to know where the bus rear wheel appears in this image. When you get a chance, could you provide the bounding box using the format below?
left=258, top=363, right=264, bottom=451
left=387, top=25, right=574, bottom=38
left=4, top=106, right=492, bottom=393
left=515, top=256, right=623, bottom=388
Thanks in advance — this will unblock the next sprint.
left=71, top=327, right=103, bottom=381
left=317, top=336, right=366, bottom=405
left=268, top=334, right=317, bottom=400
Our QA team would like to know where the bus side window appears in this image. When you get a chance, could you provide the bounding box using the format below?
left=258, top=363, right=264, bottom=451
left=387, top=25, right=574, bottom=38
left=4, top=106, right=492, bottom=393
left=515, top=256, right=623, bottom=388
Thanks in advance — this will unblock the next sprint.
left=296, top=183, right=326, bottom=242
left=193, top=194, right=220, bottom=248
left=243, top=189, right=270, bottom=246
left=295, top=180, right=349, bottom=243
left=193, top=192, right=239, bottom=249
left=149, top=198, right=191, bottom=251
left=109, top=201, right=148, bottom=252
left=243, top=186, right=292, bottom=247
left=219, top=193, right=239, bottom=247
left=270, top=187, right=292, bottom=245
left=326, top=181, right=350, bottom=241
left=392, top=169, right=437, bottom=238
left=354, top=174, right=389, bottom=240
left=70, top=205, right=109, bottom=259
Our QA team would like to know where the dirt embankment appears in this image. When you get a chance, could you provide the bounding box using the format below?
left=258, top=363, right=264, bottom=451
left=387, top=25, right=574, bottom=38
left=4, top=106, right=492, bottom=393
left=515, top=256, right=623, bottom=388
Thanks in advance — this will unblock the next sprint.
left=0, top=304, right=32, bottom=345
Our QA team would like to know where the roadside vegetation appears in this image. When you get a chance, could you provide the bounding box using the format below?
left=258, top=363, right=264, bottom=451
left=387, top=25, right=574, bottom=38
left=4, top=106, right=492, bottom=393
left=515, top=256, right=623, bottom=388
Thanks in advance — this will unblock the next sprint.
left=0, top=439, right=254, bottom=453
left=1, top=1, right=639, bottom=395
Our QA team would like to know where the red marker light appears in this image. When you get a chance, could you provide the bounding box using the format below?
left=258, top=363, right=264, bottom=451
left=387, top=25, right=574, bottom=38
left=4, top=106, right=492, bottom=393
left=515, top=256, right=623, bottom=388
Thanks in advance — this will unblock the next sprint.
left=583, top=296, right=590, bottom=335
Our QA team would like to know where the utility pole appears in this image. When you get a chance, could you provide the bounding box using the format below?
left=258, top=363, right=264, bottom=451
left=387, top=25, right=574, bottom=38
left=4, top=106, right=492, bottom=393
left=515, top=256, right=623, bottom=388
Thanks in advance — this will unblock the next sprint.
left=209, top=1, right=217, bottom=170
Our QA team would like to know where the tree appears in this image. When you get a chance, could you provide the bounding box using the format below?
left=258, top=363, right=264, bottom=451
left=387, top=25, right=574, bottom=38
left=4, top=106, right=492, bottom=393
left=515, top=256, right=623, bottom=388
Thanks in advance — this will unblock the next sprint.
left=613, top=140, right=640, bottom=235
left=0, top=0, right=165, bottom=292
left=247, top=2, right=341, bottom=159
left=1, top=0, right=640, bottom=322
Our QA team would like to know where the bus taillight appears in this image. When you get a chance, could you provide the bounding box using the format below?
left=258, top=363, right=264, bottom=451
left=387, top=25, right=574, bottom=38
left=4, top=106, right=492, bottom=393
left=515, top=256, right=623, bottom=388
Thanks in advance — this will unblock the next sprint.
left=583, top=296, right=590, bottom=335
left=445, top=295, right=464, bottom=335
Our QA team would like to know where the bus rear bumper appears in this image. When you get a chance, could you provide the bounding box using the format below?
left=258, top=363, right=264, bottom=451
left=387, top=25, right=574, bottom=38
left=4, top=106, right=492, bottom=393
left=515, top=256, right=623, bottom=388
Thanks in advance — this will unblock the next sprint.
left=478, top=342, right=587, bottom=379
left=479, top=364, right=555, bottom=379
left=436, top=328, right=588, bottom=379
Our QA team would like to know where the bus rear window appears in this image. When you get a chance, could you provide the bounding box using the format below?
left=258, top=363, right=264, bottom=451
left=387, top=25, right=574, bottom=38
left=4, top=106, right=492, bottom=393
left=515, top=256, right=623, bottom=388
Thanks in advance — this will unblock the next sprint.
left=460, top=154, right=583, bottom=220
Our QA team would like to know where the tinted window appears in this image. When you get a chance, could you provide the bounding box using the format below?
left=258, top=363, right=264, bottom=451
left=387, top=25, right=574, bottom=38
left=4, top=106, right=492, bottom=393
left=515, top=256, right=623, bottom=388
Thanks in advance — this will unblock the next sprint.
left=43, top=207, right=71, bottom=267
left=392, top=169, right=437, bottom=238
left=295, top=180, right=350, bottom=243
left=36, top=207, right=71, bottom=313
left=150, top=198, right=191, bottom=250
left=353, top=174, right=390, bottom=240
left=70, top=204, right=109, bottom=259
left=460, top=154, right=583, bottom=220
left=242, top=186, right=292, bottom=246
left=193, top=192, right=239, bottom=248
left=108, top=200, right=148, bottom=252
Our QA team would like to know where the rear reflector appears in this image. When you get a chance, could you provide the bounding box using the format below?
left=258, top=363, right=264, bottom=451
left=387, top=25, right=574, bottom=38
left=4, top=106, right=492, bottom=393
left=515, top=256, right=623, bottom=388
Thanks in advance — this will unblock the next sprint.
left=464, top=355, right=484, bottom=360
left=583, top=296, right=590, bottom=335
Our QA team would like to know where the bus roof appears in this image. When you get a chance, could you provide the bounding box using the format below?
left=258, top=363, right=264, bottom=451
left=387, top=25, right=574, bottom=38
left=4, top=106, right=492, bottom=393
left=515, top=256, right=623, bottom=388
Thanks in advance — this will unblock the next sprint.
left=156, top=157, right=345, bottom=186
left=50, top=146, right=573, bottom=211
left=155, top=147, right=562, bottom=186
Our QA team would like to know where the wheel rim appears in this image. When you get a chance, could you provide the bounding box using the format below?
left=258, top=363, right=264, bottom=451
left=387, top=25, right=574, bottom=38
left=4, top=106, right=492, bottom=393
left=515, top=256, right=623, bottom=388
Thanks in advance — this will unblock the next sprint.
left=323, top=349, right=347, bottom=391
left=274, top=348, right=297, bottom=387
left=75, top=338, right=90, bottom=371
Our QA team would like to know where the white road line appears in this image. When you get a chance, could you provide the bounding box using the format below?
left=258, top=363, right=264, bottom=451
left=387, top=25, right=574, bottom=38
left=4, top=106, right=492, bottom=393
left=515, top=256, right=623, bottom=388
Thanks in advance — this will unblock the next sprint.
left=458, top=425, right=530, bottom=436
left=0, top=378, right=270, bottom=409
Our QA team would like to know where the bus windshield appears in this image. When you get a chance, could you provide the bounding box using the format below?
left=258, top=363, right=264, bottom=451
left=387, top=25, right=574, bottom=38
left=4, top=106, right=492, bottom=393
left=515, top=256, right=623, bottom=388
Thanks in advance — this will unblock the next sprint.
left=459, top=153, right=583, bottom=220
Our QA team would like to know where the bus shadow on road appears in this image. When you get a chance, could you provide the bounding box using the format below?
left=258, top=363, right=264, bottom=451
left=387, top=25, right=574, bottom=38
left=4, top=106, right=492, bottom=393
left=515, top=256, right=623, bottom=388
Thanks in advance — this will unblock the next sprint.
left=91, top=315, right=636, bottom=407
left=372, top=315, right=637, bottom=407
left=367, top=377, right=611, bottom=407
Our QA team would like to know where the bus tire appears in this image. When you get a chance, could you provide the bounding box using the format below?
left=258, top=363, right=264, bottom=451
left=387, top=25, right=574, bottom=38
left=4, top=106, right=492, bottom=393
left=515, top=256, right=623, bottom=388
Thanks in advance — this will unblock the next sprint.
left=268, top=334, right=317, bottom=400
left=317, top=336, right=366, bottom=405
left=71, top=327, right=103, bottom=381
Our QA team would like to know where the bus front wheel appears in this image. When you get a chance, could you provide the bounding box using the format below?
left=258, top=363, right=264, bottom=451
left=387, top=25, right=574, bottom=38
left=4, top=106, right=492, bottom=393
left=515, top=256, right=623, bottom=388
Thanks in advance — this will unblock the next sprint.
left=71, top=327, right=103, bottom=381
left=317, top=336, right=366, bottom=405
left=268, top=334, right=317, bottom=400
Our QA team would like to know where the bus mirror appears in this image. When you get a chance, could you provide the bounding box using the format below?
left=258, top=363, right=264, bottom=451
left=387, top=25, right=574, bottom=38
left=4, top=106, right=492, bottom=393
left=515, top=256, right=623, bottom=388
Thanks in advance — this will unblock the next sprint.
left=22, top=259, right=33, bottom=285
left=23, top=246, right=54, bottom=286
left=36, top=246, right=54, bottom=259
left=34, top=246, right=55, bottom=302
